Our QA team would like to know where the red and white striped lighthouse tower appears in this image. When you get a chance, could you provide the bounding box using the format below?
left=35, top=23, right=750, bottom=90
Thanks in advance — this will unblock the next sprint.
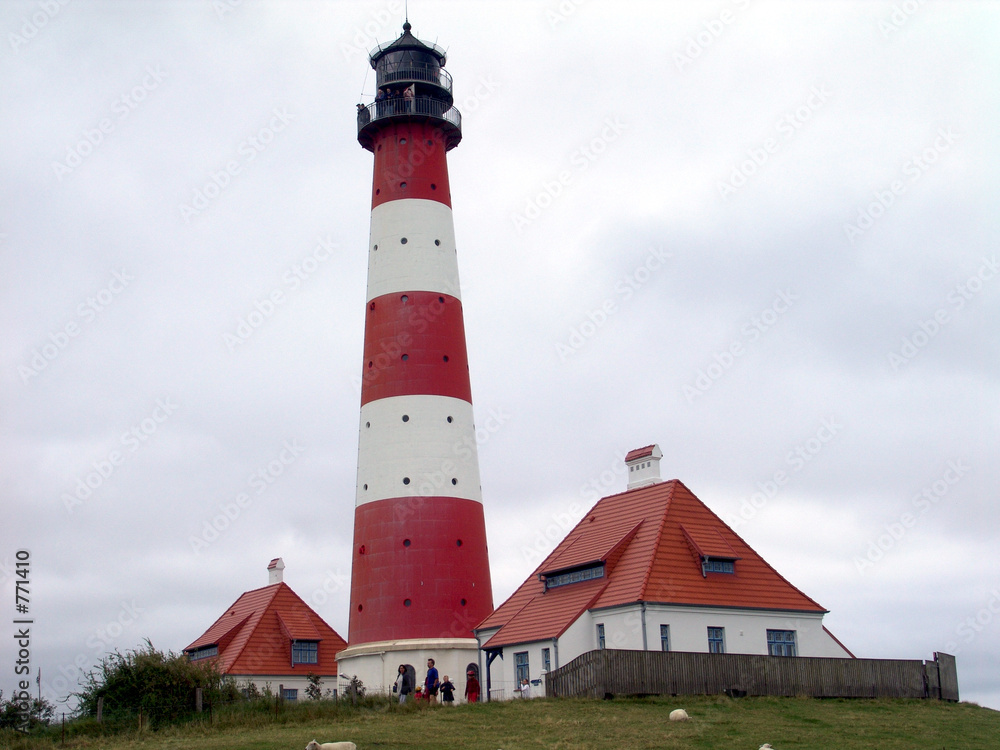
left=336, top=22, right=493, bottom=692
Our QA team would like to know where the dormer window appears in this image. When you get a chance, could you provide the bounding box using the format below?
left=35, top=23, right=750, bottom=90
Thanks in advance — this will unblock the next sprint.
left=292, top=640, right=318, bottom=664
left=188, top=645, right=218, bottom=661
left=542, top=563, right=605, bottom=590
left=702, top=557, right=735, bottom=575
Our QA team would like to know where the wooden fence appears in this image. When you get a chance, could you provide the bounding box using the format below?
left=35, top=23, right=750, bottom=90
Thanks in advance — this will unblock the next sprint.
left=546, top=649, right=958, bottom=701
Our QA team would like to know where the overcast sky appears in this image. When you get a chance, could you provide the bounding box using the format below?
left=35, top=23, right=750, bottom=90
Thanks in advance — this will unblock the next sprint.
left=2, top=0, right=998, bottom=714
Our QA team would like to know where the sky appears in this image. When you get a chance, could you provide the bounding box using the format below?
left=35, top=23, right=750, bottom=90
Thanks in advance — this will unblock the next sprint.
left=2, top=0, right=998, bottom=714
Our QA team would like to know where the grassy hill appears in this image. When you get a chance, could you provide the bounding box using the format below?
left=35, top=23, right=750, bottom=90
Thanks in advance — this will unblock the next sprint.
left=4, top=694, right=998, bottom=750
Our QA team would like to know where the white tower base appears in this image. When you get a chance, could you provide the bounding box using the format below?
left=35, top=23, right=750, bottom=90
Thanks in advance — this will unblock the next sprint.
left=336, top=638, right=482, bottom=700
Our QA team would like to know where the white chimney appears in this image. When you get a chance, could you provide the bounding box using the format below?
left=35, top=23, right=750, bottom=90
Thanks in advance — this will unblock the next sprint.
left=267, top=557, right=284, bottom=584
left=625, top=444, right=663, bottom=490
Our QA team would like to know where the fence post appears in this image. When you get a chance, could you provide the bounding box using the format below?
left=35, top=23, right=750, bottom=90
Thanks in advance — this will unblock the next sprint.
left=96, top=696, right=103, bottom=724
left=195, top=687, right=203, bottom=713
left=61, top=713, right=65, bottom=744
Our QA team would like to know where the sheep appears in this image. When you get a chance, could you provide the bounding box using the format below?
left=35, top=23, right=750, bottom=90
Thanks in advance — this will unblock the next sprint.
left=759, top=744, right=774, bottom=749
left=305, top=741, right=357, bottom=750
left=668, top=708, right=689, bottom=721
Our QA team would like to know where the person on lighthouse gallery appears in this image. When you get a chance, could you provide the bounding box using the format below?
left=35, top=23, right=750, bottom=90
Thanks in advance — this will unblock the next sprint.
left=394, top=663, right=413, bottom=704
left=425, top=658, right=440, bottom=704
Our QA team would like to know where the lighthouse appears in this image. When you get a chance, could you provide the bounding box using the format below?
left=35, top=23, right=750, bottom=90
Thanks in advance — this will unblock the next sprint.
left=335, top=22, right=494, bottom=693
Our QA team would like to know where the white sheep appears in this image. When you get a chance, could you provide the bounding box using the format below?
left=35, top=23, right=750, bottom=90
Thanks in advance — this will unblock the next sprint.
left=759, top=744, right=774, bottom=749
left=305, top=741, right=357, bottom=750
left=668, top=708, right=689, bottom=721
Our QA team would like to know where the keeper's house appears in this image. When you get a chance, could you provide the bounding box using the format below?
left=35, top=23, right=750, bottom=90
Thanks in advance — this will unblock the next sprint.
left=474, top=445, right=852, bottom=699
left=184, top=558, right=346, bottom=700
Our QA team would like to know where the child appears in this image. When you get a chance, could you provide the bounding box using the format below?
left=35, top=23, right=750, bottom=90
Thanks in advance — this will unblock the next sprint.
left=440, top=675, right=455, bottom=704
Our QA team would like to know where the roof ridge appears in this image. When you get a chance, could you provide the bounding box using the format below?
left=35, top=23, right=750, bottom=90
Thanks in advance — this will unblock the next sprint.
left=637, top=479, right=678, bottom=600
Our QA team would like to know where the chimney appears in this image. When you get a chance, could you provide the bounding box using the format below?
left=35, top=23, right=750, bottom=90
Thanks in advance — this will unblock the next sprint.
left=267, top=557, right=284, bottom=585
left=625, top=444, right=663, bottom=490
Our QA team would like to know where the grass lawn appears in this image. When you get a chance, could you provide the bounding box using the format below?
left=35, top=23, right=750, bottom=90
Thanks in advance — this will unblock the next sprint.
left=4, top=695, right=998, bottom=750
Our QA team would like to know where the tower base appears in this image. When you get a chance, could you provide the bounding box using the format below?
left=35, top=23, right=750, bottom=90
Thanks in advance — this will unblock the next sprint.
left=336, top=638, right=482, bottom=700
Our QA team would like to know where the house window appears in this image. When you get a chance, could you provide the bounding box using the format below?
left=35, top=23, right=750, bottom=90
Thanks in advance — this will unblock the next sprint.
left=660, top=624, right=670, bottom=652
left=283, top=688, right=298, bottom=701
left=292, top=640, right=318, bottom=664
left=514, top=651, right=529, bottom=684
left=597, top=623, right=606, bottom=650
left=708, top=627, right=725, bottom=653
left=541, top=648, right=551, bottom=672
left=767, top=629, right=797, bottom=657
left=188, top=645, right=218, bottom=661
left=703, top=558, right=735, bottom=574
left=543, top=564, right=604, bottom=589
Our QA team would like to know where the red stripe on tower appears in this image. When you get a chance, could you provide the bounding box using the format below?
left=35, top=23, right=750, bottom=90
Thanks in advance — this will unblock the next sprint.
left=338, top=22, right=493, bottom=688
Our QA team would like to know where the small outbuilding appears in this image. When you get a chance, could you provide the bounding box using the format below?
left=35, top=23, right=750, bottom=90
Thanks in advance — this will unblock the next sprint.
left=184, top=558, right=346, bottom=699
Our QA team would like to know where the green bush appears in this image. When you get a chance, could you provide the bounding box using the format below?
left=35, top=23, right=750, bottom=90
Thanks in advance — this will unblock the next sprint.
left=74, top=639, right=241, bottom=728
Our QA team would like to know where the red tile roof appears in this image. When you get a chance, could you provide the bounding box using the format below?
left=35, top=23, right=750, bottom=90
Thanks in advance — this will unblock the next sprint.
left=184, top=582, right=346, bottom=676
left=478, top=479, right=826, bottom=649
left=624, top=445, right=656, bottom=462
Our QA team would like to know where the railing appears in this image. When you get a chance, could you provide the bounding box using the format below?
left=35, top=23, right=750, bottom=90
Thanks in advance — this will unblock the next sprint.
left=376, top=62, right=452, bottom=93
left=546, top=649, right=959, bottom=701
left=357, top=96, right=462, bottom=150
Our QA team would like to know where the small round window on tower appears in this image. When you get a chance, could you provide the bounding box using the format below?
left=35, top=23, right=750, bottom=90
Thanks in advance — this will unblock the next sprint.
left=401, top=237, right=408, bottom=244
left=443, top=355, right=449, bottom=362
left=434, top=239, right=441, bottom=246
left=456, top=539, right=463, bottom=547
left=430, top=183, right=437, bottom=190
left=399, top=137, right=407, bottom=144
left=404, top=598, right=411, bottom=607
left=402, top=415, right=409, bottom=422
left=447, top=416, right=453, bottom=423
left=401, top=354, right=409, bottom=361
left=401, top=294, right=408, bottom=303
left=403, top=477, right=410, bottom=485
left=403, top=539, right=411, bottom=547
left=460, top=598, right=467, bottom=606
left=451, top=478, right=457, bottom=485
left=357, top=604, right=363, bottom=611
left=400, top=182, right=407, bottom=190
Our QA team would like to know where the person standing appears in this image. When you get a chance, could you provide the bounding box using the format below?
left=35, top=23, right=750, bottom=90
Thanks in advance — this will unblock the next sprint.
left=464, top=669, right=480, bottom=703
left=394, top=663, right=413, bottom=704
left=439, top=675, right=455, bottom=705
left=424, top=658, right=440, bottom=704
left=515, top=677, right=532, bottom=698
